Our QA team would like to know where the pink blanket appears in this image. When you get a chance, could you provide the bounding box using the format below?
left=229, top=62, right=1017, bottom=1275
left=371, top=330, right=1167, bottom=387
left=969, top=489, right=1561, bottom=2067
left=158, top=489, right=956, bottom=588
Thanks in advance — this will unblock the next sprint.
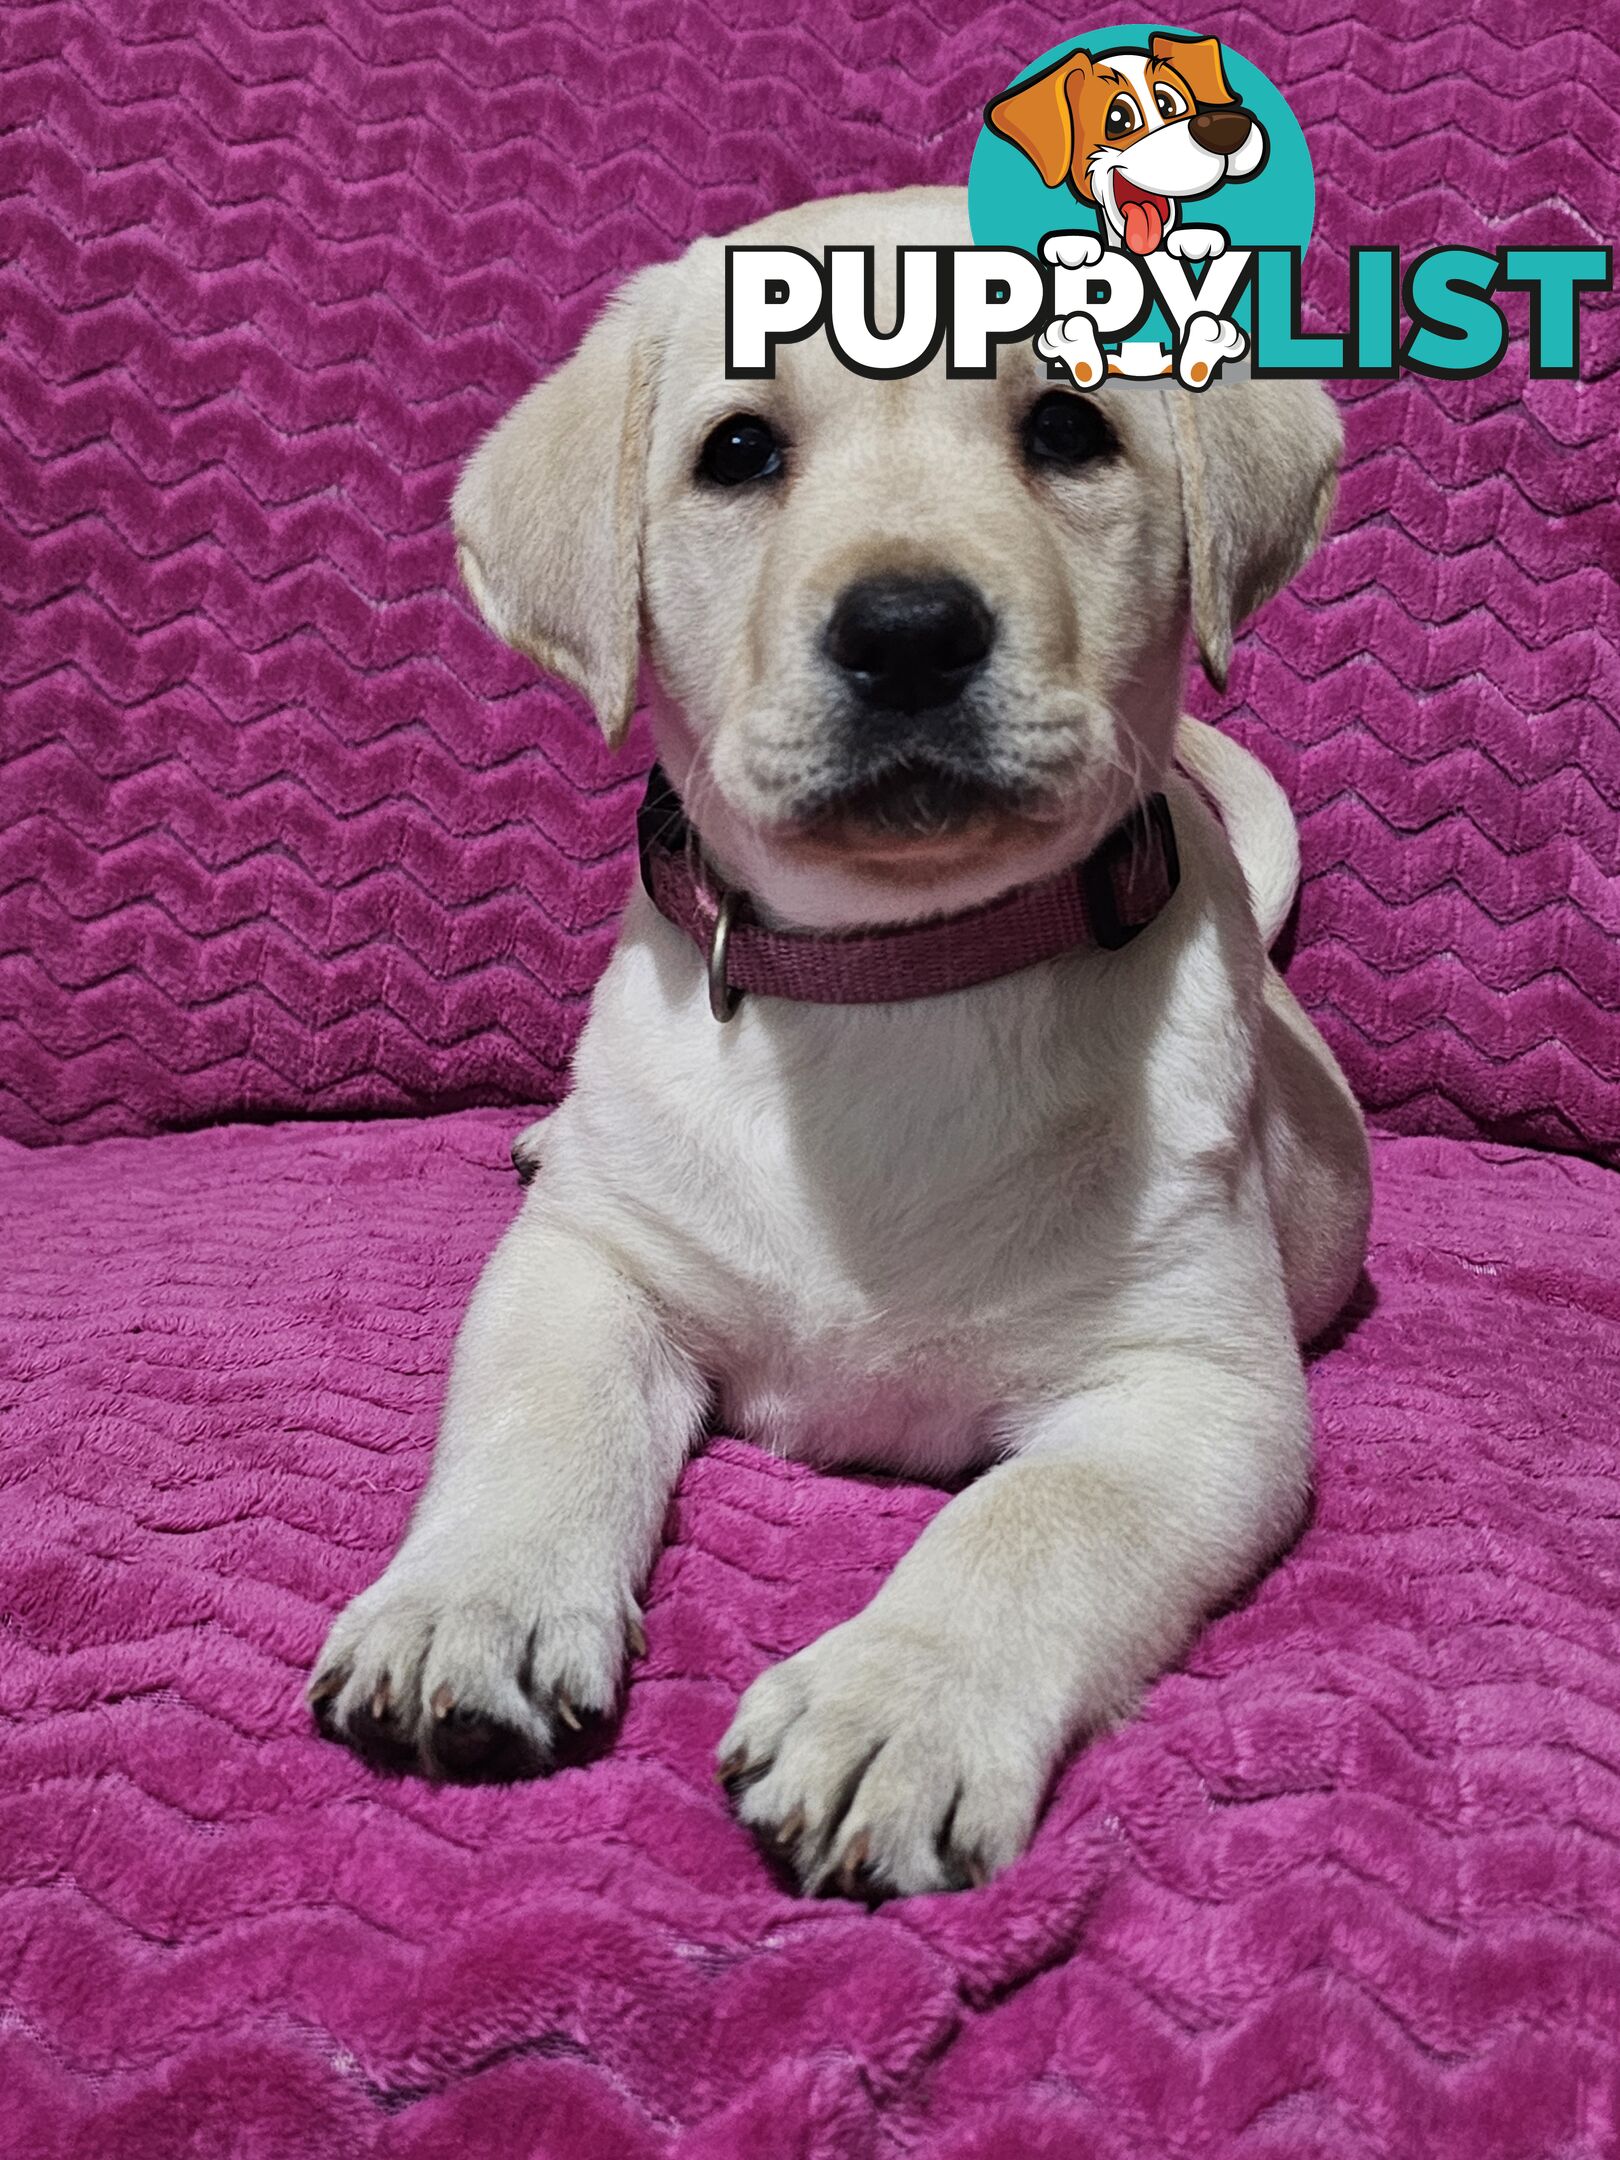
left=4, top=1115, right=1619, bottom=2152
left=3, top=0, right=1619, bottom=2152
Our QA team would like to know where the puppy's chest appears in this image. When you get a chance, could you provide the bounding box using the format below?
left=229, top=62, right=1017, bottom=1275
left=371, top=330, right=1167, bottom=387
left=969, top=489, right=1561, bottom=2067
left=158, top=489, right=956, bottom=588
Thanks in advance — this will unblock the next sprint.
left=563, top=1038, right=1142, bottom=1475
left=557, top=925, right=1245, bottom=1465
left=714, top=1342, right=1000, bottom=1479
left=686, top=1151, right=1128, bottom=1474
left=672, top=1134, right=1103, bottom=1474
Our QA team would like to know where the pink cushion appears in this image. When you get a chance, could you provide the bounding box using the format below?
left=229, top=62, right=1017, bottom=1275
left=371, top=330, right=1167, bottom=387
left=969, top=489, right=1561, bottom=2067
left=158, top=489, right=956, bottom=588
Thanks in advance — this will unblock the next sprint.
left=3, top=1110, right=1617, bottom=2154
left=2, top=2, right=1615, bottom=1158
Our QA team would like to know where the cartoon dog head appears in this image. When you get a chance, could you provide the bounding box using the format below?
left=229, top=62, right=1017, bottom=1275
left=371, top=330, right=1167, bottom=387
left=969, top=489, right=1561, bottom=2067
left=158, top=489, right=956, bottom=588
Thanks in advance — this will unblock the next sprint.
left=987, top=34, right=1267, bottom=256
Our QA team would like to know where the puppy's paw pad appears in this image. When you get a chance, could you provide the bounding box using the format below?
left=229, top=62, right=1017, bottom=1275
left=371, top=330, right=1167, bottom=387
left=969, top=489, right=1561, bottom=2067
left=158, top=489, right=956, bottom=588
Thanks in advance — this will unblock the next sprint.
left=718, top=1621, right=1046, bottom=1900
left=425, top=1691, right=548, bottom=1781
left=310, top=1576, right=638, bottom=1781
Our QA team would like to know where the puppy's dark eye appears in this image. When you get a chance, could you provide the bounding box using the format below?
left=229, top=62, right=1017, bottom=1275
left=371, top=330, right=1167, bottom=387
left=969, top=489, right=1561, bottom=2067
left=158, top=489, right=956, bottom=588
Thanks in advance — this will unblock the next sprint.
left=1023, top=391, right=1115, bottom=470
left=698, top=413, right=784, bottom=487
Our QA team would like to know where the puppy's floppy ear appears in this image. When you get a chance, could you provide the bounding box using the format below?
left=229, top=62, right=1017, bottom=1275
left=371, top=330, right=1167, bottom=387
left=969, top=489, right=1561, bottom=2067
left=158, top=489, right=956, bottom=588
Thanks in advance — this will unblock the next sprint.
left=985, top=51, right=1092, bottom=189
left=1169, top=381, right=1342, bottom=692
left=1150, top=32, right=1237, bottom=109
left=451, top=267, right=664, bottom=746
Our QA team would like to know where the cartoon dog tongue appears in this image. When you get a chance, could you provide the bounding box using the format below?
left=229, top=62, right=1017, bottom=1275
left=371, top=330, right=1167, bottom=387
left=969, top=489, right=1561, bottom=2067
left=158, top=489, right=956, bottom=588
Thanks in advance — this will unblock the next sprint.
left=1120, top=193, right=1165, bottom=255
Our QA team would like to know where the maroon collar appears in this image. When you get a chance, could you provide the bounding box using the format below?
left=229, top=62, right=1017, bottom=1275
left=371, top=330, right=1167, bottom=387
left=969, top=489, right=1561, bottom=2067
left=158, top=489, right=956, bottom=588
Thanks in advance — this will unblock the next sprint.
left=637, top=765, right=1180, bottom=1020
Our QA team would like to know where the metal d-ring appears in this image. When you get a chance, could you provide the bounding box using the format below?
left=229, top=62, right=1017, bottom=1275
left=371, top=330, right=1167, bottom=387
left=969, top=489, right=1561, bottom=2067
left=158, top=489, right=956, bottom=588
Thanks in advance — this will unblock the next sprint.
left=707, top=888, right=743, bottom=1022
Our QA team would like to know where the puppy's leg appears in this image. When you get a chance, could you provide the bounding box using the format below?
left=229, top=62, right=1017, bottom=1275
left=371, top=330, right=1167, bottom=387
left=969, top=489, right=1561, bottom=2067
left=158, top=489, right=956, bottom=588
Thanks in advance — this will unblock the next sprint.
left=311, top=1201, right=703, bottom=1777
left=722, top=1313, right=1308, bottom=1897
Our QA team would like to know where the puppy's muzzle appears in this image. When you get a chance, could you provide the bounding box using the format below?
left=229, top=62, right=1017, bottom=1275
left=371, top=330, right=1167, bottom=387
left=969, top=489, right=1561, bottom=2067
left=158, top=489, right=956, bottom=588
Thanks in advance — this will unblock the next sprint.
left=810, top=573, right=1014, bottom=837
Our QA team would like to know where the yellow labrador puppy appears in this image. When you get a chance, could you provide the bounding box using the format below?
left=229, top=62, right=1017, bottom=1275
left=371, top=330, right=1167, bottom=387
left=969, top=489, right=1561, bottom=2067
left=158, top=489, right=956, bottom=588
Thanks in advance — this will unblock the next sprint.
left=310, top=187, right=1370, bottom=1900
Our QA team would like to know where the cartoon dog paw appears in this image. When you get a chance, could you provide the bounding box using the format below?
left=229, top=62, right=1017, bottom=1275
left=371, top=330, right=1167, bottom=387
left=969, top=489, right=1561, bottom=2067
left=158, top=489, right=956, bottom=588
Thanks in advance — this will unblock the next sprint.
left=1036, top=310, right=1106, bottom=389
left=1164, top=226, right=1228, bottom=263
left=1041, top=231, right=1104, bottom=271
left=1176, top=311, right=1247, bottom=389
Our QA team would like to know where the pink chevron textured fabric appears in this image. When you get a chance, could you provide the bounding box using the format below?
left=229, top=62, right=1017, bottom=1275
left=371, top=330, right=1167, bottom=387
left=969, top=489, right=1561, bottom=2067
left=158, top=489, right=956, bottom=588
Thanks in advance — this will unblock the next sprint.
left=5, top=4, right=1620, bottom=2157
left=3, top=1112, right=1619, bottom=2154
left=1, top=0, right=1616, bottom=1158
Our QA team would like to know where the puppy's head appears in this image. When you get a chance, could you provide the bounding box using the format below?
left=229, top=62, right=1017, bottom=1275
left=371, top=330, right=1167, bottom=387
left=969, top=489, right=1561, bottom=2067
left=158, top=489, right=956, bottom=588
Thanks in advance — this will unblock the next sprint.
left=453, top=188, right=1336, bottom=930
left=987, top=38, right=1267, bottom=255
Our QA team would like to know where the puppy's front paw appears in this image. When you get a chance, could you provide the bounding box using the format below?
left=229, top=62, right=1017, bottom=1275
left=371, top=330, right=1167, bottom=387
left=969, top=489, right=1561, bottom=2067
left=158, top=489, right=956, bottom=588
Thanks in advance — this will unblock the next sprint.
left=718, top=1618, right=1049, bottom=1900
left=308, top=1564, right=643, bottom=1780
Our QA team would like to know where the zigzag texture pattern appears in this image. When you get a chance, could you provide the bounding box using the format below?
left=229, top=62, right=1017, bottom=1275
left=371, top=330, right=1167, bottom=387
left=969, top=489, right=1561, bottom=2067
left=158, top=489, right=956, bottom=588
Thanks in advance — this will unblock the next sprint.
left=1, top=0, right=1616, bottom=1156
left=2, top=1111, right=1619, bottom=2154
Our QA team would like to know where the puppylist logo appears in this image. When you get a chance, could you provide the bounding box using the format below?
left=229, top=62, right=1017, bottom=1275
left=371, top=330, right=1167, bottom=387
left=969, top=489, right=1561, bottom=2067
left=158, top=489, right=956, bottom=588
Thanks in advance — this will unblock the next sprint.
left=726, top=25, right=1611, bottom=390
left=983, top=26, right=1277, bottom=388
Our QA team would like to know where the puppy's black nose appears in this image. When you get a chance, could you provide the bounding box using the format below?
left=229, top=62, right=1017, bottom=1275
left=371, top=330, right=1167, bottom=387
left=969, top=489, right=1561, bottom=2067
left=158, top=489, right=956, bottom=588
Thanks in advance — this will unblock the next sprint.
left=824, top=575, right=996, bottom=713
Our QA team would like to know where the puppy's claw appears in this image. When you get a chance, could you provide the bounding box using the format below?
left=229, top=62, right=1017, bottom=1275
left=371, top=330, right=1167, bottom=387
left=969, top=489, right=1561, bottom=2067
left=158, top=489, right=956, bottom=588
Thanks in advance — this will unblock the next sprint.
left=719, top=1748, right=772, bottom=1800
left=307, top=1673, right=348, bottom=1738
left=556, top=1691, right=582, bottom=1732
left=627, top=1614, right=648, bottom=1660
left=430, top=1683, right=456, bottom=1722
left=336, top=1675, right=418, bottom=1769
left=772, top=1807, right=806, bottom=1854
left=836, top=1831, right=872, bottom=1899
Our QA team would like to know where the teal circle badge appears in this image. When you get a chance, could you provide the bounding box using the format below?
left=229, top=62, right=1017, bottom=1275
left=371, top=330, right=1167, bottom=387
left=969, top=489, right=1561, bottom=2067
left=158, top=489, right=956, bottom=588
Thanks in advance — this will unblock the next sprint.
left=969, top=25, right=1313, bottom=258
left=969, top=26, right=1313, bottom=377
